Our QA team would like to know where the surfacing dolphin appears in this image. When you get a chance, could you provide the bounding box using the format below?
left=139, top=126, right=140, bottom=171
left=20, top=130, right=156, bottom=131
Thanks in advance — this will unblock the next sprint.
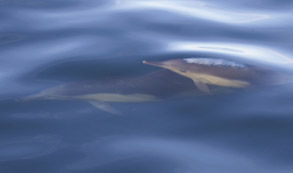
left=143, top=58, right=292, bottom=93
left=22, top=70, right=198, bottom=114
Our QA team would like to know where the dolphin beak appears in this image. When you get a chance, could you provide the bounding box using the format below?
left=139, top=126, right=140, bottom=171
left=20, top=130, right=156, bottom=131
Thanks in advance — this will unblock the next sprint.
left=142, top=60, right=165, bottom=68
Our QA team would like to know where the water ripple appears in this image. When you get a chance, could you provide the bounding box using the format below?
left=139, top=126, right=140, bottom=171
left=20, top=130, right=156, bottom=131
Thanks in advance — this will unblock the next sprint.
left=168, top=42, right=293, bottom=68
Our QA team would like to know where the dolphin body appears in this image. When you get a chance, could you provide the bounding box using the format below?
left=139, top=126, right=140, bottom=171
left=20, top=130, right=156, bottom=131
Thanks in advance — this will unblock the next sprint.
left=143, top=58, right=292, bottom=93
left=23, top=70, right=199, bottom=114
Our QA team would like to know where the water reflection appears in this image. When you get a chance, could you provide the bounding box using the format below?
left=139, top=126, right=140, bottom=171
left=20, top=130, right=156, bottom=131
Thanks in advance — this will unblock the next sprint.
left=116, top=1, right=270, bottom=24
left=168, top=42, right=293, bottom=68
left=68, top=136, right=293, bottom=173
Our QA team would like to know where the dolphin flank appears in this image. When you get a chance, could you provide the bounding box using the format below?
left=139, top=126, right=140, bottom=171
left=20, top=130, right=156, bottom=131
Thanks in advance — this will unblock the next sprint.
left=143, top=58, right=292, bottom=93
left=21, top=70, right=198, bottom=114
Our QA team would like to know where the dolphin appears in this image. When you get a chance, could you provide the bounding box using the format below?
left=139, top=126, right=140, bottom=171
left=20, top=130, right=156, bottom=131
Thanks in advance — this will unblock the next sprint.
left=22, top=70, right=199, bottom=114
left=143, top=58, right=292, bottom=93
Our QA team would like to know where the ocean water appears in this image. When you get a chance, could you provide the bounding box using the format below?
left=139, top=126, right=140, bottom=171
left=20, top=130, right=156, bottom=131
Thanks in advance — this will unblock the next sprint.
left=1, top=0, right=293, bottom=172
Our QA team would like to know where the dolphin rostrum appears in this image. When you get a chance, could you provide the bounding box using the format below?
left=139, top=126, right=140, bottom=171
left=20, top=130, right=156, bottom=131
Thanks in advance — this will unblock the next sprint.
left=143, top=58, right=292, bottom=93
left=22, top=70, right=198, bottom=114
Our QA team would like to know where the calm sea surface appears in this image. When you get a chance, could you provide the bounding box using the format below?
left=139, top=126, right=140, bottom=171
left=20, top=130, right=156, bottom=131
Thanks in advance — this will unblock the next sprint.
left=1, top=0, right=293, bottom=172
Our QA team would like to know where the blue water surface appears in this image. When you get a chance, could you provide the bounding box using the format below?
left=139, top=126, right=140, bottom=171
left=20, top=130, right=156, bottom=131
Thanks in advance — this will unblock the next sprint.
left=0, top=0, right=293, bottom=172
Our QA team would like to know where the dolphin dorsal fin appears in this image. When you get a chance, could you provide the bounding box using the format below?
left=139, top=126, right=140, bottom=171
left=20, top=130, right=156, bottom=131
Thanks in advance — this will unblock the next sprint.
left=192, top=79, right=211, bottom=94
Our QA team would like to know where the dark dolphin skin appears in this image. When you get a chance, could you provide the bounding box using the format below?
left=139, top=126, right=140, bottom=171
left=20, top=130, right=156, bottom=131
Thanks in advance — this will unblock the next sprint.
left=23, top=70, right=199, bottom=114
left=143, top=58, right=293, bottom=93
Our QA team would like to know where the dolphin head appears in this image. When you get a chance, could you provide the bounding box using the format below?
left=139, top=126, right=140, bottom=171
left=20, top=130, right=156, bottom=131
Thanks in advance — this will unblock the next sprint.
left=143, top=59, right=195, bottom=75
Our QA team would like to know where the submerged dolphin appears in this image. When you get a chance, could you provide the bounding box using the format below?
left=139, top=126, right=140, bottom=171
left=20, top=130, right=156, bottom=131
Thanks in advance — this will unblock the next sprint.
left=143, top=58, right=292, bottom=93
left=22, top=70, right=198, bottom=114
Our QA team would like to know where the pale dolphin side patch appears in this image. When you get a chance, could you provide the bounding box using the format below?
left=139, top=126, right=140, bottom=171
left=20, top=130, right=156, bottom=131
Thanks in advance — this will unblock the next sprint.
left=183, top=58, right=246, bottom=68
left=75, top=93, right=158, bottom=102
left=190, top=73, right=250, bottom=88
